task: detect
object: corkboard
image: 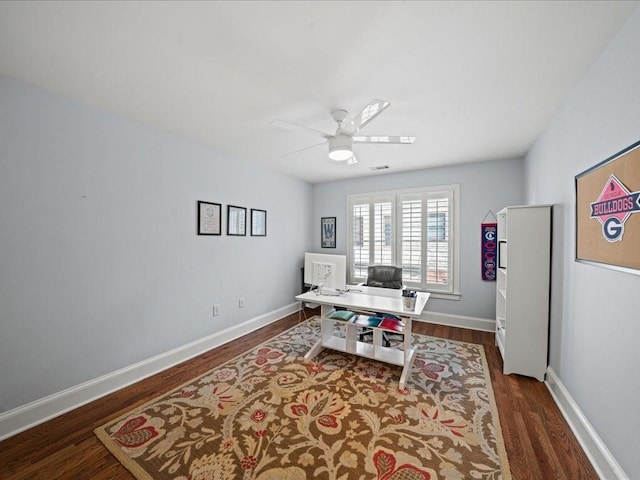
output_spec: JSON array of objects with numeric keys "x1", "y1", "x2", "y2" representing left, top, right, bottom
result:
[{"x1": 575, "y1": 140, "x2": 640, "y2": 273}]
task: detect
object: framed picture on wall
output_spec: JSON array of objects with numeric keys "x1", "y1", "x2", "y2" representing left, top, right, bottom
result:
[
  {"x1": 227, "y1": 205, "x2": 247, "y2": 236},
  {"x1": 575, "y1": 139, "x2": 640, "y2": 275},
  {"x1": 197, "y1": 201, "x2": 221, "y2": 235},
  {"x1": 321, "y1": 216, "x2": 336, "y2": 248},
  {"x1": 251, "y1": 209, "x2": 267, "y2": 236}
]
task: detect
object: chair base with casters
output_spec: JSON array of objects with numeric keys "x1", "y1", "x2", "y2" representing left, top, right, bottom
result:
[{"x1": 358, "y1": 328, "x2": 393, "y2": 347}]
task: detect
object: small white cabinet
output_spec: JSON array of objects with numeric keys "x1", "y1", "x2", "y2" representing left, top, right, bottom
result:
[{"x1": 495, "y1": 205, "x2": 551, "y2": 381}]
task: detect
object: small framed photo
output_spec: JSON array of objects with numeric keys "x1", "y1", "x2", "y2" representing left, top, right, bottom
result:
[
  {"x1": 321, "y1": 216, "x2": 336, "y2": 248},
  {"x1": 251, "y1": 209, "x2": 267, "y2": 236},
  {"x1": 197, "y1": 201, "x2": 221, "y2": 235},
  {"x1": 227, "y1": 205, "x2": 247, "y2": 236}
]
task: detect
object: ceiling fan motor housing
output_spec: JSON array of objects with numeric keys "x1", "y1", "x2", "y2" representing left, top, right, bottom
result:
[{"x1": 328, "y1": 134, "x2": 353, "y2": 161}]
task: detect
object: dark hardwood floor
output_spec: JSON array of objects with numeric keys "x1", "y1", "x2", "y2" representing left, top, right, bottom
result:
[{"x1": 0, "y1": 310, "x2": 597, "y2": 480}]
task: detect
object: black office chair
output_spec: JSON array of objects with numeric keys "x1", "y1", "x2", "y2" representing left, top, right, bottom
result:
[
  {"x1": 365, "y1": 265, "x2": 403, "y2": 289},
  {"x1": 359, "y1": 265, "x2": 403, "y2": 346}
]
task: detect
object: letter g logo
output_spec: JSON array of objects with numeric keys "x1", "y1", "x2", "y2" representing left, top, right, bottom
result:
[{"x1": 603, "y1": 217, "x2": 623, "y2": 242}]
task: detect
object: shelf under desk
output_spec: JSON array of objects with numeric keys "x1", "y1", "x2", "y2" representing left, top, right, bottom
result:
[{"x1": 295, "y1": 290, "x2": 430, "y2": 389}]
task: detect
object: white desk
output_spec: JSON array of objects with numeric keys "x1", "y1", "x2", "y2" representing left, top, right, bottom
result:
[{"x1": 295, "y1": 290, "x2": 430, "y2": 388}]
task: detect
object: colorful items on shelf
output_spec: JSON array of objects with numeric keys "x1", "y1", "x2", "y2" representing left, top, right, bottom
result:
[{"x1": 328, "y1": 311, "x2": 405, "y2": 333}]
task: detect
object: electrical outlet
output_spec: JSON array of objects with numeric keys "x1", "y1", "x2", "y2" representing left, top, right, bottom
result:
[
  {"x1": 213, "y1": 304, "x2": 220, "y2": 316},
  {"x1": 238, "y1": 298, "x2": 245, "y2": 309}
]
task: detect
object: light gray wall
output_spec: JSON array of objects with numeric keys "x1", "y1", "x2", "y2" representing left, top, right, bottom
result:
[
  {"x1": 311, "y1": 159, "x2": 524, "y2": 319},
  {"x1": 0, "y1": 76, "x2": 312, "y2": 413},
  {"x1": 524, "y1": 9, "x2": 640, "y2": 478}
]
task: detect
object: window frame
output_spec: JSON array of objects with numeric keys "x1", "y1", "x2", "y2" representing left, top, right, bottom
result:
[{"x1": 346, "y1": 185, "x2": 460, "y2": 300}]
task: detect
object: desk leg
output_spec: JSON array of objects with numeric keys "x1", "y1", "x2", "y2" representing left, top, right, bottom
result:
[
  {"x1": 398, "y1": 347, "x2": 418, "y2": 389},
  {"x1": 304, "y1": 339, "x2": 324, "y2": 361}
]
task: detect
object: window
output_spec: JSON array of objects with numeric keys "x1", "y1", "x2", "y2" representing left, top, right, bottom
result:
[
  {"x1": 427, "y1": 212, "x2": 447, "y2": 242},
  {"x1": 347, "y1": 185, "x2": 460, "y2": 298},
  {"x1": 353, "y1": 215, "x2": 364, "y2": 247}
]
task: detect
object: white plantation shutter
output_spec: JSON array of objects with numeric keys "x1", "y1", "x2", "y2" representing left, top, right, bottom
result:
[
  {"x1": 401, "y1": 198, "x2": 421, "y2": 283},
  {"x1": 373, "y1": 201, "x2": 393, "y2": 265},
  {"x1": 424, "y1": 195, "x2": 450, "y2": 289},
  {"x1": 349, "y1": 197, "x2": 393, "y2": 281},
  {"x1": 351, "y1": 202, "x2": 369, "y2": 278},
  {"x1": 348, "y1": 186, "x2": 459, "y2": 296}
]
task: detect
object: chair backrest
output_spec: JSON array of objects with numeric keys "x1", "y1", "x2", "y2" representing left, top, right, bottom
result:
[{"x1": 365, "y1": 265, "x2": 403, "y2": 289}]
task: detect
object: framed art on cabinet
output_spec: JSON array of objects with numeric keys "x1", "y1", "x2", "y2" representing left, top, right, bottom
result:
[
  {"x1": 227, "y1": 205, "x2": 247, "y2": 236},
  {"x1": 197, "y1": 201, "x2": 221, "y2": 235},
  {"x1": 251, "y1": 209, "x2": 267, "y2": 236}
]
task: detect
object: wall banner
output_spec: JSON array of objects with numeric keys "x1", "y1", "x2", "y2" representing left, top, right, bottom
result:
[
  {"x1": 575, "y1": 139, "x2": 640, "y2": 274},
  {"x1": 481, "y1": 222, "x2": 498, "y2": 281}
]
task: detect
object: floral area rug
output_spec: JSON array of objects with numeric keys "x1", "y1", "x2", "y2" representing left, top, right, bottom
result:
[{"x1": 95, "y1": 317, "x2": 511, "y2": 480}]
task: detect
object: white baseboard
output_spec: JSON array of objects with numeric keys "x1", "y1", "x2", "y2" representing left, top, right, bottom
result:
[
  {"x1": 545, "y1": 367, "x2": 628, "y2": 480},
  {"x1": 0, "y1": 302, "x2": 300, "y2": 441},
  {"x1": 419, "y1": 310, "x2": 495, "y2": 332}
]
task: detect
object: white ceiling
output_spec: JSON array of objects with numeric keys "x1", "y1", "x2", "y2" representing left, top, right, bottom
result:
[{"x1": 0, "y1": 1, "x2": 637, "y2": 184}]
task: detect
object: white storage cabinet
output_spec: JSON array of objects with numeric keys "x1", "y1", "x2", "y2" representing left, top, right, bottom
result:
[{"x1": 495, "y1": 205, "x2": 551, "y2": 381}]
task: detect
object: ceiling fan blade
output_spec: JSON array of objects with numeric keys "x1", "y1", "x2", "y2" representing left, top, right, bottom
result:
[
  {"x1": 342, "y1": 99, "x2": 390, "y2": 135},
  {"x1": 282, "y1": 141, "x2": 327, "y2": 157},
  {"x1": 271, "y1": 119, "x2": 332, "y2": 139},
  {"x1": 352, "y1": 135, "x2": 416, "y2": 144}
]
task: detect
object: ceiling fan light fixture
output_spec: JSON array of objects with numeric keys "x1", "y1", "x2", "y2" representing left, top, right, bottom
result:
[
  {"x1": 328, "y1": 147, "x2": 352, "y2": 161},
  {"x1": 273, "y1": 99, "x2": 415, "y2": 166},
  {"x1": 328, "y1": 134, "x2": 353, "y2": 161}
]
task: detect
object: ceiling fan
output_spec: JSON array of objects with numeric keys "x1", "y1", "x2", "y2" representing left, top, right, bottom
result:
[{"x1": 272, "y1": 99, "x2": 415, "y2": 165}]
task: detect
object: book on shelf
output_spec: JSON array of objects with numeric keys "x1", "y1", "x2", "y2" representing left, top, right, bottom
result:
[
  {"x1": 378, "y1": 317, "x2": 405, "y2": 332},
  {"x1": 376, "y1": 312, "x2": 402, "y2": 322},
  {"x1": 351, "y1": 315, "x2": 382, "y2": 327},
  {"x1": 328, "y1": 310, "x2": 356, "y2": 322},
  {"x1": 376, "y1": 312, "x2": 405, "y2": 329}
]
